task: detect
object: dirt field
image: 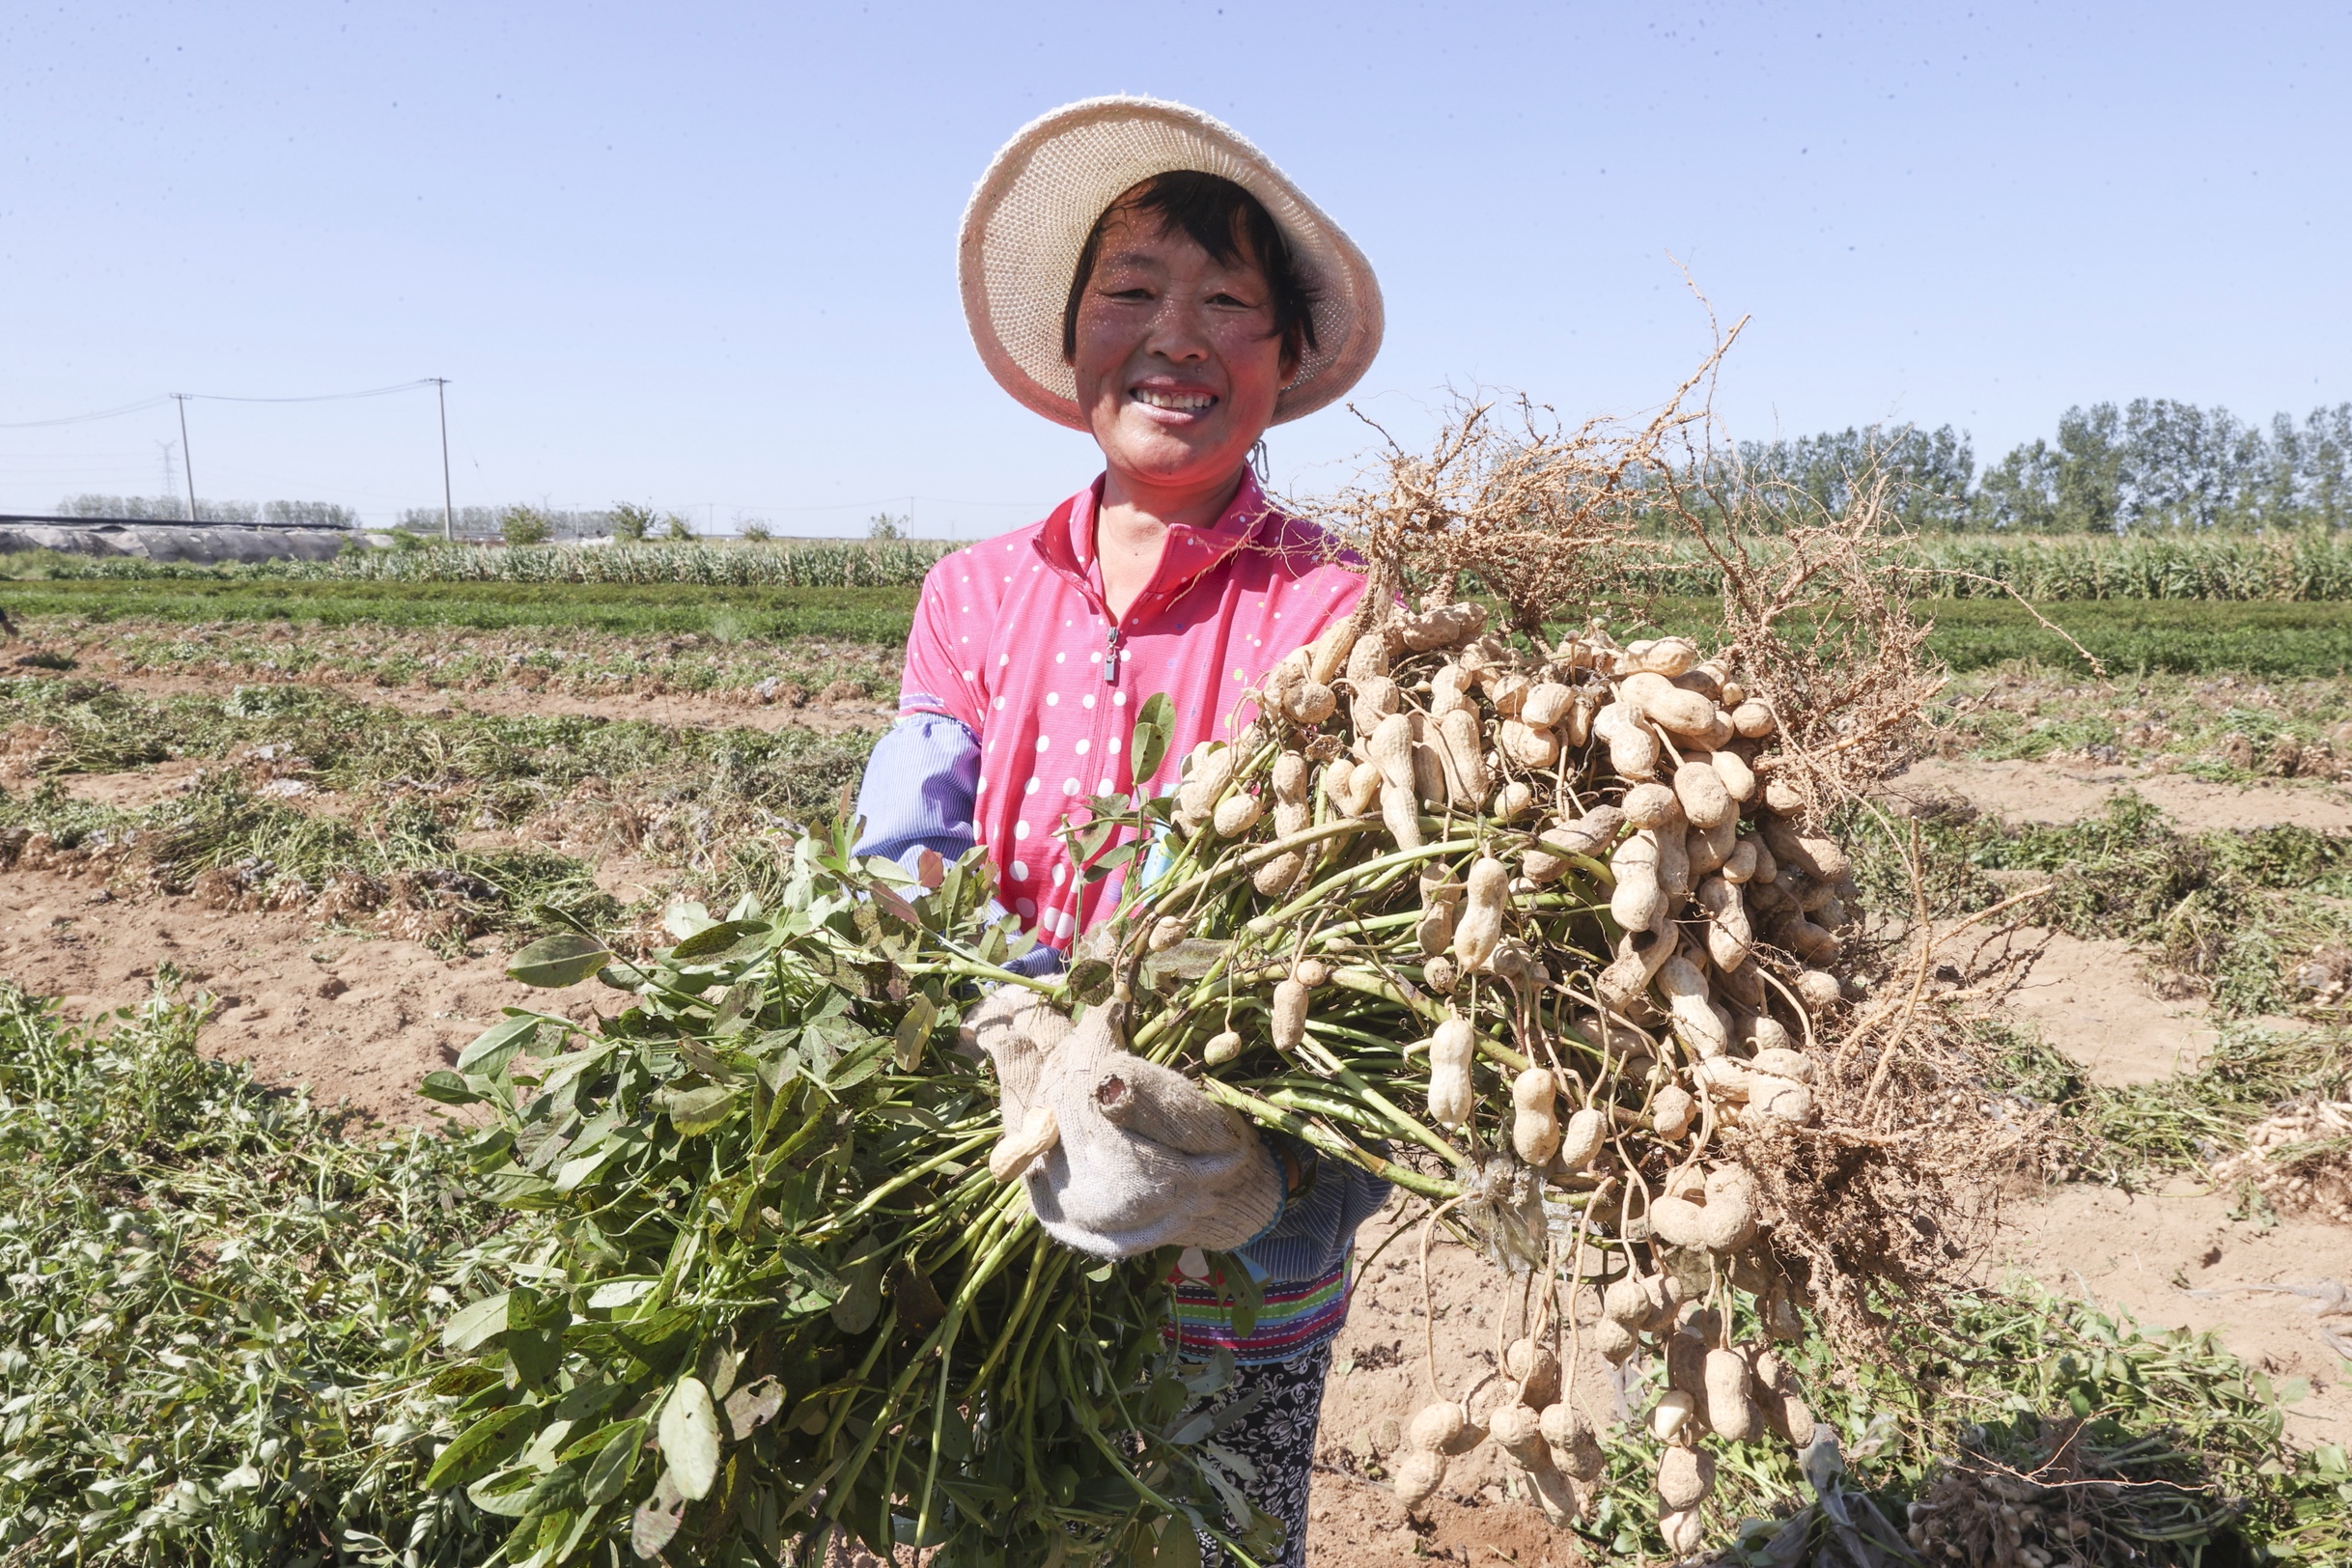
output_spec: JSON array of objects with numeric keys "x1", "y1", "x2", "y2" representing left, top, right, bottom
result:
[{"x1": 6, "y1": 643, "x2": 2352, "y2": 1562}]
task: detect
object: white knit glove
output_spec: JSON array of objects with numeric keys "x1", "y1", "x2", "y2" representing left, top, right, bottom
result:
[{"x1": 961, "y1": 991, "x2": 1283, "y2": 1259}]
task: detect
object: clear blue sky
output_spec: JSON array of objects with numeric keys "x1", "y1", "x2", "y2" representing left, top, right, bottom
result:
[{"x1": 4, "y1": 2, "x2": 2345, "y2": 536}]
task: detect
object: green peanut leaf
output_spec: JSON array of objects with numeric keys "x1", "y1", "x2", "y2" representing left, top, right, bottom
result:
[
  {"x1": 1068, "y1": 959, "x2": 1115, "y2": 1007},
  {"x1": 659, "y1": 1082, "x2": 738, "y2": 1136},
  {"x1": 829, "y1": 1255, "x2": 883, "y2": 1334},
  {"x1": 440, "y1": 1291, "x2": 513, "y2": 1354},
  {"x1": 1153, "y1": 1508, "x2": 1204, "y2": 1568},
  {"x1": 455, "y1": 1015, "x2": 539, "y2": 1076},
  {"x1": 658, "y1": 1377, "x2": 720, "y2": 1500},
  {"x1": 505, "y1": 1285, "x2": 570, "y2": 1388},
  {"x1": 892, "y1": 994, "x2": 938, "y2": 1072},
  {"x1": 463, "y1": 1463, "x2": 541, "y2": 1517},
  {"x1": 508, "y1": 933, "x2": 611, "y2": 989},
  {"x1": 585, "y1": 1277, "x2": 658, "y2": 1310},
  {"x1": 577, "y1": 1418, "x2": 645, "y2": 1506},
  {"x1": 669, "y1": 918, "x2": 774, "y2": 964},
  {"x1": 427, "y1": 1362, "x2": 507, "y2": 1398},
  {"x1": 417, "y1": 1070, "x2": 483, "y2": 1106},
  {"x1": 1131, "y1": 691, "x2": 1175, "y2": 783},
  {"x1": 423, "y1": 1405, "x2": 538, "y2": 1490}
]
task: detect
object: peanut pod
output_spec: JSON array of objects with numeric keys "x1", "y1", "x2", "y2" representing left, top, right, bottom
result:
[
  {"x1": 1672, "y1": 758, "x2": 1735, "y2": 828},
  {"x1": 1620, "y1": 671, "x2": 1716, "y2": 738},
  {"x1": 1592, "y1": 701, "x2": 1661, "y2": 780},
  {"x1": 1271, "y1": 980, "x2": 1310, "y2": 1051},
  {"x1": 1426, "y1": 1013, "x2": 1476, "y2": 1128},
  {"x1": 1510, "y1": 1067, "x2": 1561, "y2": 1165}
]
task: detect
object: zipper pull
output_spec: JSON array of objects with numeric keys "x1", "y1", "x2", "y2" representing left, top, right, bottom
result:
[{"x1": 1103, "y1": 624, "x2": 1122, "y2": 685}]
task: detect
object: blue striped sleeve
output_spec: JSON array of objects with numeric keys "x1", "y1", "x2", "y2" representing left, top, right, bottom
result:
[
  {"x1": 852, "y1": 713, "x2": 982, "y2": 869},
  {"x1": 1237, "y1": 1146, "x2": 1392, "y2": 1286},
  {"x1": 851, "y1": 714, "x2": 1067, "y2": 979}
]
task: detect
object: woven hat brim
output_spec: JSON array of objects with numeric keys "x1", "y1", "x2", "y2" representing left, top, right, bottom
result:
[{"x1": 958, "y1": 97, "x2": 1384, "y2": 433}]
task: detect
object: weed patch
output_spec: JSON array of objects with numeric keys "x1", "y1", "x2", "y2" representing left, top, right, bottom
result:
[
  {"x1": 1971, "y1": 1015, "x2": 2350, "y2": 1185},
  {"x1": 67, "y1": 618, "x2": 902, "y2": 703},
  {"x1": 1856, "y1": 795, "x2": 2352, "y2": 1018},
  {"x1": 0, "y1": 678, "x2": 881, "y2": 947},
  {"x1": 1692, "y1": 1283, "x2": 2352, "y2": 1564}
]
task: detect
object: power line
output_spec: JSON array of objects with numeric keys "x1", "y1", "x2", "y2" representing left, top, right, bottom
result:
[
  {"x1": 0, "y1": 378, "x2": 439, "y2": 430},
  {"x1": 0, "y1": 395, "x2": 171, "y2": 430},
  {"x1": 183, "y1": 378, "x2": 440, "y2": 406}
]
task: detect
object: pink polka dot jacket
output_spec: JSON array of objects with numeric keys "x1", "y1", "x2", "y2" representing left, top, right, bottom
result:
[{"x1": 882, "y1": 470, "x2": 1365, "y2": 947}]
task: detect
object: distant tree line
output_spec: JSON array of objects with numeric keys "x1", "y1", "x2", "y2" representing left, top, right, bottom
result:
[
  {"x1": 55, "y1": 398, "x2": 2349, "y2": 541},
  {"x1": 50, "y1": 494, "x2": 357, "y2": 527},
  {"x1": 393, "y1": 505, "x2": 621, "y2": 542},
  {"x1": 1720, "y1": 401, "x2": 2352, "y2": 532},
  {"x1": 390, "y1": 503, "x2": 714, "y2": 544}
]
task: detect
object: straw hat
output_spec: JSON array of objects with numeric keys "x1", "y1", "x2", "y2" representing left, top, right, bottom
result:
[{"x1": 959, "y1": 96, "x2": 1384, "y2": 432}]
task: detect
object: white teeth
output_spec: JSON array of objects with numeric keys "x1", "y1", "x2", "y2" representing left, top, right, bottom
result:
[{"x1": 1134, "y1": 388, "x2": 1214, "y2": 411}]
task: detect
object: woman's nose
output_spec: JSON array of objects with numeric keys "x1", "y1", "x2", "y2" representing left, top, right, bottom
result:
[{"x1": 1142, "y1": 297, "x2": 1212, "y2": 361}]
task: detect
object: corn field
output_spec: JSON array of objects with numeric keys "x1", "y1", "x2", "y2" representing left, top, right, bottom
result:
[
  {"x1": 8, "y1": 539, "x2": 960, "y2": 589},
  {"x1": 324, "y1": 539, "x2": 961, "y2": 588},
  {"x1": 1615, "y1": 530, "x2": 2352, "y2": 602},
  {"x1": 293, "y1": 528, "x2": 2352, "y2": 601},
  {"x1": 14, "y1": 531, "x2": 2352, "y2": 601}
]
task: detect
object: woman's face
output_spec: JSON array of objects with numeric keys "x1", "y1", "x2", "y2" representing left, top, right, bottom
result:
[{"x1": 1068, "y1": 208, "x2": 1294, "y2": 498}]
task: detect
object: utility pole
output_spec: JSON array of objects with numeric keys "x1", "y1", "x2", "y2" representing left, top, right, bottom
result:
[
  {"x1": 173, "y1": 394, "x2": 198, "y2": 521},
  {"x1": 430, "y1": 378, "x2": 454, "y2": 541}
]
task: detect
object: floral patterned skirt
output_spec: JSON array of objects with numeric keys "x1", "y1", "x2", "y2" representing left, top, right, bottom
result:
[{"x1": 1193, "y1": 1342, "x2": 1332, "y2": 1568}]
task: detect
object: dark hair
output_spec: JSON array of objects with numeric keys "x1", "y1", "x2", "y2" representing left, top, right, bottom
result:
[{"x1": 1060, "y1": 170, "x2": 1320, "y2": 370}]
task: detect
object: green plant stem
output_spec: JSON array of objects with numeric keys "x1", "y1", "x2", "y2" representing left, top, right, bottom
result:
[{"x1": 1196, "y1": 1078, "x2": 1463, "y2": 1199}]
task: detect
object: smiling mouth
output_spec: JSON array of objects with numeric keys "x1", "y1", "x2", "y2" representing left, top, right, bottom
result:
[{"x1": 1131, "y1": 388, "x2": 1216, "y2": 412}]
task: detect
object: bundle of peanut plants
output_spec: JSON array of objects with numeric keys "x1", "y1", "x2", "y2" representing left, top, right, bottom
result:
[
  {"x1": 1064, "y1": 379, "x2": 1991, "y2": 1555},
  {"x1": 430, "y1": 363, "x2": 2027, "y2": 1565},
  {"x1": 423, "y1": 822, "x2": 1307, "y2": 1568}
]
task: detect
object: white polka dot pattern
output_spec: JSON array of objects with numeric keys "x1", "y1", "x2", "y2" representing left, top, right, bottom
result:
[{"x1": 895, "y1": 472, "x2": 1365, "y2": 949}]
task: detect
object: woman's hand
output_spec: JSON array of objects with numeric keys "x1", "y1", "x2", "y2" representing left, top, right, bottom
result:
[{"x1": 961, "y1": 991, "x2": 1283, "y2": 1259}]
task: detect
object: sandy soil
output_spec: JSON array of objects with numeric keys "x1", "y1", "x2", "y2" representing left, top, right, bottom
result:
[
  {"x1": 1890, "y1": 757, "x2": 2352, "y2": 833},
  {"x1": 1305, "y1": 1211, "x2": 1612, "y2": 1564},
  {"x1": 54, "y1": 755, "x2": 211, "y2": 809},
  {"x1": 0, "y1": 861, "x2": 613, "y2": 1122},
  {"x1": 1983, "y1": 1182, "x2": 2352, "y2": 1446},
  {"x1": 1957, "y1": 926, "x2": 2241, "y2": 1086}
]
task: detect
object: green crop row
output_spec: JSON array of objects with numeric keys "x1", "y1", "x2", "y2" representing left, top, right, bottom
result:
[
  {"x1": 0, "y1": 578, "x2": 919, "y2": 643},
  {"x1": 1623, "y1": 529, "x2": 2352, "y2": 602},
  {"x1": 14, "y1": 528, "x2": 2352, "y2": 600},
  {"x1": 14, "y1": 587, "x2": 2352, "y2": 675},
  {"x1": 3, "y1": 538, "x2": 960, "y2": 588}
]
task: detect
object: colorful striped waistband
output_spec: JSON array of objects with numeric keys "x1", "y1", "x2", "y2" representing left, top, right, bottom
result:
[{"x1": 1166, "y1": 1256, "x2": 1354, "y2": 1366}]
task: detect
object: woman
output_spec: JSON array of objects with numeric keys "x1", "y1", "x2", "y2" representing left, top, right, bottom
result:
[{"x1": 853, "y1": 98, "x2": 1390, "y2": 1565}]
